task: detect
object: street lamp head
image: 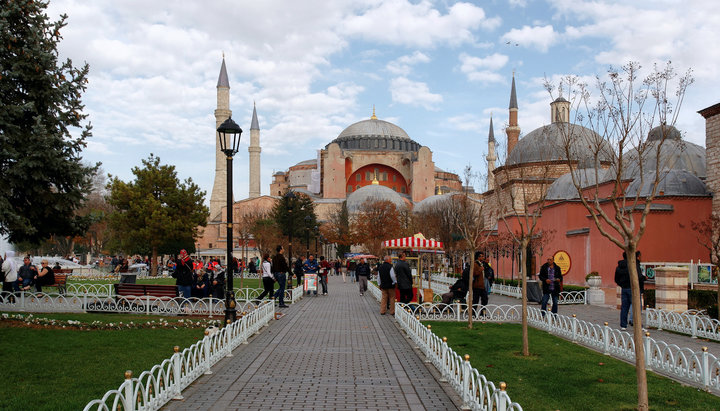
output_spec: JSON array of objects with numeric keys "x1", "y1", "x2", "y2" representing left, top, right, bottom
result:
[
  {"x1": 304, "y1": 215, "x2": 312, "y2": 226},
  {"x1": 284, "y1": 190, "x2": 296, "y2": 212},
  {"x1": 217, "y1": 117, "x2": 243, "y2": 156}
]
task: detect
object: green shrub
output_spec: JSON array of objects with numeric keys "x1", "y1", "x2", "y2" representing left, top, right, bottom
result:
[{"x1": 643, "y1": 289, "x2": 717, "y2": 317}]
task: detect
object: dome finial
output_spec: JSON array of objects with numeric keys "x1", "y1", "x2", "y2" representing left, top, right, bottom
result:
[
  {"x1": 371, "y1": 105, "x2": 377, "y2": 120},
  {"x1": 371, "y1": 169, "x2": 380, "y2": 185}
]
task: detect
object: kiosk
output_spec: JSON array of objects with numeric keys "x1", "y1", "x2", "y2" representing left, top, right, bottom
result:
[{"x1": 382, "y1": 233, "x2": 444, "y2": 303}]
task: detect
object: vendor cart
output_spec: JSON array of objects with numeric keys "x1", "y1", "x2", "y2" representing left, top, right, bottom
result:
[{"x1": 382, "y1": 233, "x2": 444, "y2": 303}]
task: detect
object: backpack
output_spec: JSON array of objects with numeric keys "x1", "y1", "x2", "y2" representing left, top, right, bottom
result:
[{"x1": 484, "y1": 263, "x2": 495, "y2": 284}]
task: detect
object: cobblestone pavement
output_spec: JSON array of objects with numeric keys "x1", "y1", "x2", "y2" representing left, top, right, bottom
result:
[
  {"x1": 487, "y1": 292, "x2": 720, "y2": 358},
  {"x1": 163, "y1": 279, "x2": 462, "y2": 411}
]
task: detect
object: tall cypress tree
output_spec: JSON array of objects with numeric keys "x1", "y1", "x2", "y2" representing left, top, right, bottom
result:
[{"x1": 0, "y1": 0, "x2": 97, "y2": 244}]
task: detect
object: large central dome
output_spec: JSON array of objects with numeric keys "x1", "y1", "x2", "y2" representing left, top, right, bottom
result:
[{"x1": 327, "y1": 118, "x2": 420, "y2": 152}]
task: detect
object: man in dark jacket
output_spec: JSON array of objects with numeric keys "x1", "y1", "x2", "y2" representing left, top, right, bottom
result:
[
  {"x1": 472, "y1": 252, "x2": 488, "y2": 309},
  {"x1": 378, "y1": 255, "x2": 396, "y2": 315},
  {"x1": 355, "y1": 258, "x2": 371, "y2": 296},
  {"x1": 173, "y1": 249, "x2": 193, "y2": 299},
  {"x1": 539, "y1": 257, "x2": 563, "y2": 315},
  {"x1": 394, "y1": 253, "x2": 413, "y2": 304},
  {"x1": 272, "y1": 245, "x2": 290, "y2": 307},
  {"x1": 615, "y1": 251, "x2": 644, "y2": 329}
]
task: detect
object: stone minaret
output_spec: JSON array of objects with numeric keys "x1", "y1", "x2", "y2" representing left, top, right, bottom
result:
[
  {"x1": 209, "y1": 57, "x2": 232, "y2": 220},
  {"x1": 506, "y1": 73, "x2": 520, "y2": 155},
  {"x1": 486, "y1": 114, "x2": 497, "y2": 190},
  {"x1": 248, "y1": 103, "x2": 261, "y2": 198}
]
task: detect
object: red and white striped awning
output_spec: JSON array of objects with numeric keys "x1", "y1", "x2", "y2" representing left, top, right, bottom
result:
[{"x1": 382, "y1": 233, "x2": 444, "y2": 250}]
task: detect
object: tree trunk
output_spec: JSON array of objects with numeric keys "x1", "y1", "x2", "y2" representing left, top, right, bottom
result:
[
  {"x1": 151, "y1": 247, "x2": 158, "y2": 278},
  {"x1": 626, "y1": 247, "x2": 649, "y2": 410},
  {"x1": 467, "y1": 250, "x2": 474, "y2": 330},
  {"x1": 520, "y1": 238, "x2": 529, "y2": 356}
]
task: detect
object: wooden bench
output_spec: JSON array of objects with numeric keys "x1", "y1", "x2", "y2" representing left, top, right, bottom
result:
[
  {"x1": 46, "y1": 269, "x2": 73, "y2": 294},
  {"x1": 114, "y1": 283, "x2": 178, "y2": 299}
]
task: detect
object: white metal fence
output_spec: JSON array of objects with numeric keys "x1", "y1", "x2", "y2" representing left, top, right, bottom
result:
[
  {"x1": 399, "y1": 300, "x2": 720, "y2": 395},
  {"x1": 0, "y1": 285, "x2": 304, "y2": 316},
  {"x1": 645, "y1": 308, "x2": 720, "y2": 342},
  {"x1": 82, "y1": 301, "x2": 275, "y2": 411},
  {"x1": 396, "y1": 306, "x2": 523, "y2": 410},
  {"x1": 427, "y1": 275, "x2": 587, "y2": 304}
]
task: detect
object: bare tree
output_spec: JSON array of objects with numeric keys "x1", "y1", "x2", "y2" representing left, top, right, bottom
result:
[
  {"x1": 548, "y1": 61, "x2": 693, "y2": 411},
  {"x1": 445, "y1": 166, "x2": 490, "y2": 329},
  {"x1": 492, "y1": 154, "x2": 555, "y2": 355},
  {"x1": 352, "y1": 199, "x2": 404, "y2": 258}
]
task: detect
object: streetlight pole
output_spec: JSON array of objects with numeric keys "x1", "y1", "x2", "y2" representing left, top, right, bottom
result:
[
  {"x1": 284, "y1": 191, "x2": 296, "y2": 286},
  {"x1": 304, "y1": 215, "x2": 312, "y2": 258},
  {"x1": 314, "y1": 226, "x2": 319, "y2": 256},
  {"x1": 217, "y1": 117, "x2": 242, "y2": 325}
]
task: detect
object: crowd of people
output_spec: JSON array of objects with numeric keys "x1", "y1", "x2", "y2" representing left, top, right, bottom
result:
[{"x1": 1, "y1": 251, "x2": 61, "y2": 294}]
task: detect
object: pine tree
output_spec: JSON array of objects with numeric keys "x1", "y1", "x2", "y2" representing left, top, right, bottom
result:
[
  {"x1": 0, "y1": 0, "x2": 98, "y2": 244},
  {"x1": 106, "y1": 154, "x2": 209, "y2": 275}
]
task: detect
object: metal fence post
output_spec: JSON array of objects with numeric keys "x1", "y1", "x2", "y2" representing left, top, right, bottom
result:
[
  {"x1": 497, "y1": 382, "x2": 508, "y2": 411},
  {"x1": 572, "y1": 314, "x2": 578, "y2": 342},
  {"x1": 123, "y1": 370, "x2": 135, "y2": 411},
  {"x1": 701, "y1": 347, "x2": 710, "y2": 390},
  {"x1": 146, "y1": 295, "x2": 150, "y2": 316},
  {"x1": 172, "y1": 346, "x2": 184, "y2": 400},
  {"x1": 603, "y1": 322, "x2": 610, "y2": 355},
  {"x1": 690, "y1": 315, "x2": 697, "y2": 339},
  {"x1": 225, "y1": 321, "x2": 234, "y2": 357},
  {"x1": 644, "y1": 332, "x2": 652, "y2": 370},
  {"x1": 203, "y1": 331, "x2": 213, "y2": 375},
  {"x1": 461, "y1": 354, "x2": 472, "y2": 410}
]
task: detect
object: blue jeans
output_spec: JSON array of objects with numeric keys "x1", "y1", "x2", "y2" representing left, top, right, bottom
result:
[
  {"x1": 273, "y1": 273, "x2": 286, "y2": 305},
  {"x1": 620, "y1": 288, "x2": 632, "y2": 328},
  {"x1": 177, "y1": 285, "x2": 192, "y2": 299},
  {"x1": 541, "y1": 293, "x2": 559, "y2": 314}
]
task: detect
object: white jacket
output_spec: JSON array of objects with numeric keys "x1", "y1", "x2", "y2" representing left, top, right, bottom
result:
[{"x1": 2, "y1": 251, "x2": 18, "y2": 282}]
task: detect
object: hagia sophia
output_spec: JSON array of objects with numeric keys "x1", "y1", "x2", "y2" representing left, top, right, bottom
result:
[{"x1": 196, "y1": 58, "x2": 720, "y2": 298}]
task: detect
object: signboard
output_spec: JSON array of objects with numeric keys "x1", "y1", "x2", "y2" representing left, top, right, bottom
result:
[
  {"x1": 553, "y1": 250, "x2": 571, "y2": 275},
  {"x1": 304, "y1": 274, "x2": 317, "y2": 292}
]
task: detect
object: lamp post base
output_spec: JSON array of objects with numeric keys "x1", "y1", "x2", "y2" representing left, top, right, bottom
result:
[{"x1": 224, "y1": 291, "x2": 237, "y2": 324}]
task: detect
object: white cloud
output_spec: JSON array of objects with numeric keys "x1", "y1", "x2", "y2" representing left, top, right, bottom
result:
[
  {"x1": 343, "y1": 1, "x2": 501, "y2": 47},
  {"x1": 390, "y1": 77, "x2": 443, "y2": 110},
  {"x1": 386, "y1": 51, "x2": 431, "y2": 75},
  {"x1": 459, "y1": 53, "x2": 508, "y2": 83},
  {"x1": 502, "y1": 25, "x2": 558, "y2": 52}
]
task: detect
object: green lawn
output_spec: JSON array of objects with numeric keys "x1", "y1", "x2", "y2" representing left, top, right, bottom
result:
[
  {"x1": 425, "y1": 322, "x2": 718, "y2": 411},
  {"x1": 0, "y1": 318, "x2": 203, "y2": 410}
]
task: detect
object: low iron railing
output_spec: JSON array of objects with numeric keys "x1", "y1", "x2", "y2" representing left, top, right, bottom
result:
[
  {"x1": 82, "y1": 301, "x2": 275, "y2": 410},
  {"x1": 645, "y1": 308, "x2": 720, "y2": 342}
]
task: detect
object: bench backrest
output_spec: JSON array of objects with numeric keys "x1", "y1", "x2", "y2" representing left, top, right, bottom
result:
[
  {"x1": 53, "y1": 274, "x2": 68, "y2": 285},
  {"x1": 115, "y1": 283, "x2": 178, "y2": 297}
]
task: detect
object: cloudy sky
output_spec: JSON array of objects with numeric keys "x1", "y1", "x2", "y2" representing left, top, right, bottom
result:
[{"x1": 46, "y1": 0, "x2": 720, "y2": 199}]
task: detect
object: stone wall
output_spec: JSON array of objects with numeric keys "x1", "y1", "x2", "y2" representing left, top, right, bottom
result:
[
  {"x1": 654, "y1": 266, "x2": 688, "y2": 312},
  {"x1": 700, "y1": 103, "x2": 720, "y2": 217}
]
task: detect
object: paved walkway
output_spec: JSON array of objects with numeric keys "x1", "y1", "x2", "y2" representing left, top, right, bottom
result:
[
  {"x1": 163, "y1": 280, "x2": 462, "y2": 411},
  {"x1": 487, "y1": 292, "x2": 720, "y2": 358}
]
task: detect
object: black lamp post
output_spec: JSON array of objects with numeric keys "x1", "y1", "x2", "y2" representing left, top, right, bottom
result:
[
  {"x1": 217, "y1": 117, "x2": 242, "y2": 324},
  {"x1": 284, "y1": 191, "x2": 296, "y2": 286},
  {"x1": 304, "y1": 215, "x2": 312, "y2": 258},
  {"x1": 314, "y1": 226, "x2": 319, "y2": 256}
]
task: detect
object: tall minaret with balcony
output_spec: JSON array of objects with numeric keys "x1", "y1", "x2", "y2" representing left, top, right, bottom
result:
[
  {"x1": 486, "y1": 114, "x2": 497, "y2": 190},
  {"x1": 248, "y1": 103, "x2": 261, "y2": 198},
  {"x1": 210, "y1": 57, "x2": 232, "y2": 219},
  {"x1": 506, "y1": 73, "x2": 521, "y2": 155}
]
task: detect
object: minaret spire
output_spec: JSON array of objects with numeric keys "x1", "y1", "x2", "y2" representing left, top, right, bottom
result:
[
  {"x1": 506, "y1": 72, "x2": 521, "y2": 155},
  {"x1": 248, "y1": 102, "x2": 261, "y2": 198},
  {"x1": 486, "y1": 114, "x2": 497, "y2": 190},
  {"x1": 210, "y1": 57, "x2": 232, "y2": 220}
]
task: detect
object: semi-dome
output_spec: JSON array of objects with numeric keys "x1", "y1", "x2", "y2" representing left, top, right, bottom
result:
[
  {"x1": 625, "y1": 170, "x2": 709, "y2": 197},
  {"x1": 546, "y1": 168, "x2": 613, "y2": 201},
  {"x1": 623, "y1": 127, "x2": 705, "y2": 179},
  {"x1": 327, "y1": 118, "x2": 420, "y2": 152},
  {"x1": 346, "y1": 184, "x2": 408, "y2": 212},
  {"x1": 413, "y1": 193, "x2": 453, "y2": 213},
  {"x1": 507, "y1": 123, "x2": 613, "y2": 166}
]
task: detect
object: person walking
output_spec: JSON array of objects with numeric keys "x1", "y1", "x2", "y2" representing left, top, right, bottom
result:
[
  {"x1": 472, "y1": 252, "x2": 489, "y2": 315},
  {"x1": 614, "y1": 252, "x2": 632, "y2": 330},
  {"x1": 356, "y1": 258, "x2": 371, "y2": 296},
  {"x1": 348, "y1": 259, "x2": 357, "y2": 283},
  {"x1": 341, "y1": 259, "x2": 347, "y2": 283},
  {"x1": 539, "y1": 257, "x2": 563, "y2": 315},
  {"x1": 271, "y1": 245, "x2": 290, "y2": 308},
  {"x1": 256, "y1": 253, "x2": 275, "y2": 301},
  {"x1": 293, "y1": 256, "x2": 305, "y2": 289},
  {"x1": 394, "y1": 253, "x2": 413, "y2": 304},
  {"x1": 173, "y1": 249, "x2": 194, "y2": 299},
  {"x1": 2, "y1": 251, "x2": 18, "y2": 294},
  {"x1": 210, "y1": 266, "x2": 225, "y2": 300},
  {"x1": 378, "y1": 255, "x2": 397, "y2": 315},
  {"x1": 318, "y1": 256, "x2": 331, "y2": 295},
  {"x1": 629, "y1": 251, "x2": 645, "y2": 326}
]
